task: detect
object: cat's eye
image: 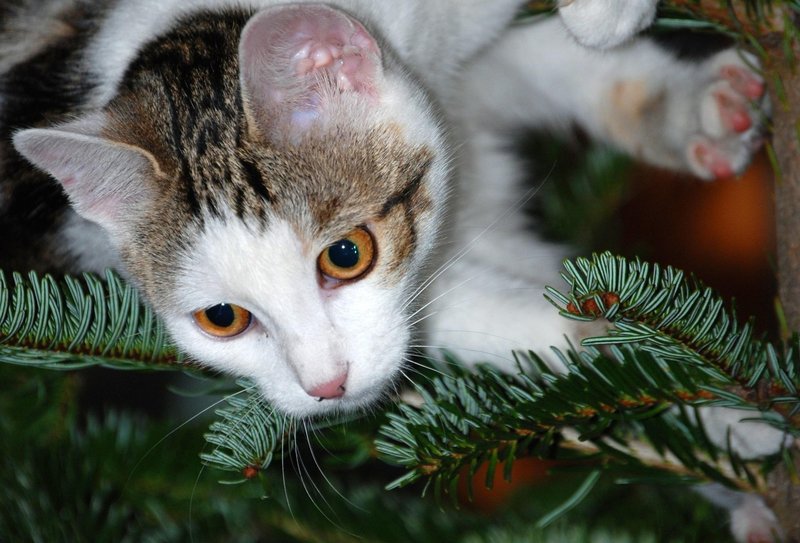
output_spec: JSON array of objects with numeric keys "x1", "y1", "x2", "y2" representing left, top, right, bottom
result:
[
  {"x1": 193, "y1": 303, "x2": 253, "y2": 338},
  {"x1": 318, "y1": 227, "x2": 375, "y2": 282}
]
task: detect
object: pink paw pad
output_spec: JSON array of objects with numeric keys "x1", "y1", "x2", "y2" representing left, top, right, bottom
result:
[
  {"x1": 720, "y1": 64, "x2": 765, "y2": 100},
  {"x1": 690, "y1": 140, "x2": 734, "y2": 179},
  {"x1": 714, "y1": 89, "x2": 752, "y2": 133}
]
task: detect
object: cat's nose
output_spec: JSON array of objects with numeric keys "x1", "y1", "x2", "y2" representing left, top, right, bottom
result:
[{"x1": 307, "y1": 372, "x2": 348, "y2": 400}]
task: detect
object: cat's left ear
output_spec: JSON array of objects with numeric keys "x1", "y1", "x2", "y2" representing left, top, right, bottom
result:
[
  {"x1": 239, "y1": 4, "x2": 383, "y2": 142},
  {"x1": 13, "y1": 126, "x2": 158, "y2": 238}
]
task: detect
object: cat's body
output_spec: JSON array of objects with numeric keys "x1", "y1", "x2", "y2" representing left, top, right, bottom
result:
[{"x1": 0, "y1": 1, "x2": 784, "y2": 539}]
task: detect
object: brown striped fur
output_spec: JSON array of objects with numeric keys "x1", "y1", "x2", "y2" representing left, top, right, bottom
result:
[{"x1": 93, "y1": 10, "x2": 434, "y2": 303}]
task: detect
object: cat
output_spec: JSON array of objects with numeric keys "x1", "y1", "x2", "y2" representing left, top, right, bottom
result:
[
  {"x1": 0, "y1": 1, "x2": 783, "y2": 539},
  {"x1": 1, "y1": 0, "x2": 767, "y2": 416}
]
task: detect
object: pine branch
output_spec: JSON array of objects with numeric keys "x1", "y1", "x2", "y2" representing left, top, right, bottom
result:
[
  {"x1": 201, "y1": 347, "x2": 767, "y2": 498},
  {"x1": 546, "y1": 252, "x2": 800, "y2": 429},
  {"x1": 201, "y1": 381, "x2": 380, "y2": 481},
  {"x1": 375, "y1": 348, "x2": 772, "y2": 500},
  {"x1": 661, "y1": 0, "x2": 793, "y2": 36},
  {"x1": 200, "y1": 382, "x2": 288, "y2": 478},
  {"x1": 0, "y1": 268, "x2": 190, "y2": 371}
]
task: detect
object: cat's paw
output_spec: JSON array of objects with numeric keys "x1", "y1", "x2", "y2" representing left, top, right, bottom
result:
[
  {"x1": 685, "y1": 50, "x2": 767, "y2": 180},
  {"x1": 729, "y1": 495, "x2": 782, "y2": 543},
  {"x1": 697, "y1": 485, "x2": 782, "y2": 543},
  {"x1": 558, "y1": 0, "x2": 658, "y2": 49}
]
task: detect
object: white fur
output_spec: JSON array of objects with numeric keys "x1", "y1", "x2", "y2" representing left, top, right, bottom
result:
[
  {"x1": 10, "y1": 1, "x2": 769, "y2": 413},
  {"x1": 57, "y1": 212, "x2": 121, "y2": 274},
  {"x1": 10, "y1": 0, "x2": 770, "y2": 413},
  {"x1": 421, "y1": 17, "x2": 768, "y2": 366},
  {"x1": 559, "y1": 0, "x2": 658, "y2": 48},
  {"x1": 697, "y1": 484, "x2": 784, "y2": 543},
  {"x1": 696, "y1": 406, "x2": 792, "y2": 459},
  {"x1": 729, "y1": 494, "x2": 782, "y2": 543}
]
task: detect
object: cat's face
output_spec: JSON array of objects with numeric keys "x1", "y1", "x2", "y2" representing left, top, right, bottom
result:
[
  {"x1": 153, "y1": 123, "x2": 446, "y2": 418},
  {"x1": 13, "y1": 5, "x2": 450, "y2": 417}
]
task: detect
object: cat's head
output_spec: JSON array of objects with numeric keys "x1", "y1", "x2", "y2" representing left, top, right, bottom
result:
[{"x1": 13, "y1": 4, "x2": 450, "y2": 417}]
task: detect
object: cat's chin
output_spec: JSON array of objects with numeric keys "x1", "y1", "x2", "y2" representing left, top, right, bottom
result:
[{"x1": 260, "y1": 382, "x2": 390, "y2": 420}]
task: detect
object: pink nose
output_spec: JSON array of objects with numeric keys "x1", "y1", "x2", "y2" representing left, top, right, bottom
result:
[{"x1": 306, "y1": 372, "x2": 348, "y2": 400}]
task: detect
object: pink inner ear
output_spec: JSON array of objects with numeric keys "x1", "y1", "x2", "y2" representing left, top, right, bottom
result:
[
  {"x1": 240, "y1": 4, "x2": 382, "y2": 135},
  {"x1": 287, "y1": 17, "x2": 379, "y2": 94}
]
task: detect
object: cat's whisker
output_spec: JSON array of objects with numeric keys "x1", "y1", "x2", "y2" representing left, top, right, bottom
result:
[
  {"x1": 188, "y1": 463, "x2": 207, "y2": 543},
  {"x1": 125, "y1": 382, "x2": 258, "y2": 488},
  {"x1": 280, "y1": 412, "x2": 298, "y2": 524},
  {"x1": 297, "y1": 422, "x2": 339, "y2": 515},
  {"x1": 302, "y1": 423, "x2": 367, "y2": 514},
  {"x1": 291, "y1": 424, "x2": 355, "y2": 534},
  {"x1": 402, "y1": 273, "x2": 478, "y2": 325},
  {"x1": 405, "y1": 310, "x2": 442, "y2": 330},
  {"x1": 406, "y1": 278, "x2": 560, "y2": 329},
  {"x1": 397, "y1": 367, "x2": 416, "y2": 386},
  {"x1": 401, "y1": 180, "x2": 550, "y2": 314},
  {"x1": 402, "y1": 356, "x2": 455, "y2": 381},
  {"x1": 395, "y1": 368, "x2": 428, "y2": 400},
  {"x1": 398, "y1": 362, "x2": 435, "y2": 386},
  {"x1": 290, "y1": 432, "x2": 314, "y2": 514},
  {"x1": 409, "y1": 342, "x2": 518, "y2": 365},
  {"x1": 407, "y1": 355, "x2": 466, "y2": 371},
  {"x1": 401, "y1": 356, "x2": 484, "y2": 395},
  {"x1": 190, "y1": 388, "x2": 275, "y2": 541}
]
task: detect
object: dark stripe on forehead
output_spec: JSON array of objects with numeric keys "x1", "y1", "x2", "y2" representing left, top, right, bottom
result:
[
  {"x1": 159, "y1": 71, "x2": 201, "y2": 216},
  {"x1": 378, "y1": 161, "x2": 430, "y2": 218},
  {"x1": 115, "y1": 10, "x2": 253, "y2": 220},
  {"x1": 240, "y1": 158, "x2": 273, "y2": 203},
  {"x1": 234, "y1": 186, "x2": 247, "y2": 218}
]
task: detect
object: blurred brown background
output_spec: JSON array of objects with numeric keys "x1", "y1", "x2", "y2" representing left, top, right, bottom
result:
[{"x1": 622, "y1": 151, "x2": 776, "y2": 333}]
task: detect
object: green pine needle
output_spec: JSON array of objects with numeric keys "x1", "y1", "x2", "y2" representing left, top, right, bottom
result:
[
  {"x1": 547, "y1": 252, "x2": 800, "y2": 430},
  {"x1": 0, "y1": 269, "x2": 185, "y2": 370},
  {"x1": 200, "y1": 382, "x2": 286, "y2": 479},
  {"x1": 374, "y1": 347, "x2": 771, "y2": 498}
]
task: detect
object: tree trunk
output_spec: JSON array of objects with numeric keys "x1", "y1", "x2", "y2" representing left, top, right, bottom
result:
[
  {"x1": 764, "y1": 30, "x2": 800, "y2": 542},
  {"x1": 767, "y1": 38, "x2": 800, "y2": 335}
]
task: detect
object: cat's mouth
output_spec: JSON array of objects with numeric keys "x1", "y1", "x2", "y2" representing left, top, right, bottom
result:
[{"x1": 259, "y1": 373, "x2": 392, "y2": 419}]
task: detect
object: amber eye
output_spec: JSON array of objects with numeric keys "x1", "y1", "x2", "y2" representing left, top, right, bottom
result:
[
  {"x1": 318, "y1": 227, "x2": 376, "y2": 281},
  {"x1": 193, "y1": 303, "x2": 252, "y2": 338}
]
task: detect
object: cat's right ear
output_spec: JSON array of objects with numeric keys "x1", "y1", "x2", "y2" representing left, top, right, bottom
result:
[
  {"x1": 12, "y1": 127, "x2": 158, "y2": 238},
  {"x1": 239, "y1": 4, "x2": 383, "y2": 142}
]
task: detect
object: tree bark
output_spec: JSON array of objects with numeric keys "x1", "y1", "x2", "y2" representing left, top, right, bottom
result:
[
  {"x1": 766, "y1": 37, "x2": 800, "y2": 335},
  {"x1": 766, "y1": 453, "x2": 800, "y2": 543},
  {"x1": 763, "y1": 28, "x2": 800, "y2": 543}
]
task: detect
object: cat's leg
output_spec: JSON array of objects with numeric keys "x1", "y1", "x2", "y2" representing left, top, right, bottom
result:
[
  {"x1": 423, "y1": 16, "x2": 773, "y2": 370},
  {"x1": 419, "y1": 125, "x2": 596, "y2": 373},
  {"x1": 456, "y1": 16, "x2": 767, "y2": 181}
]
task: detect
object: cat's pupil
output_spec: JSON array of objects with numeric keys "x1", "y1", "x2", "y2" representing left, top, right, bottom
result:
[
  {"x1": 327, "y1": 240, "x2": 360, "y2": 269},
  {"x1": 205, "y1": 304, "x2": 235, "y2": 327}
]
